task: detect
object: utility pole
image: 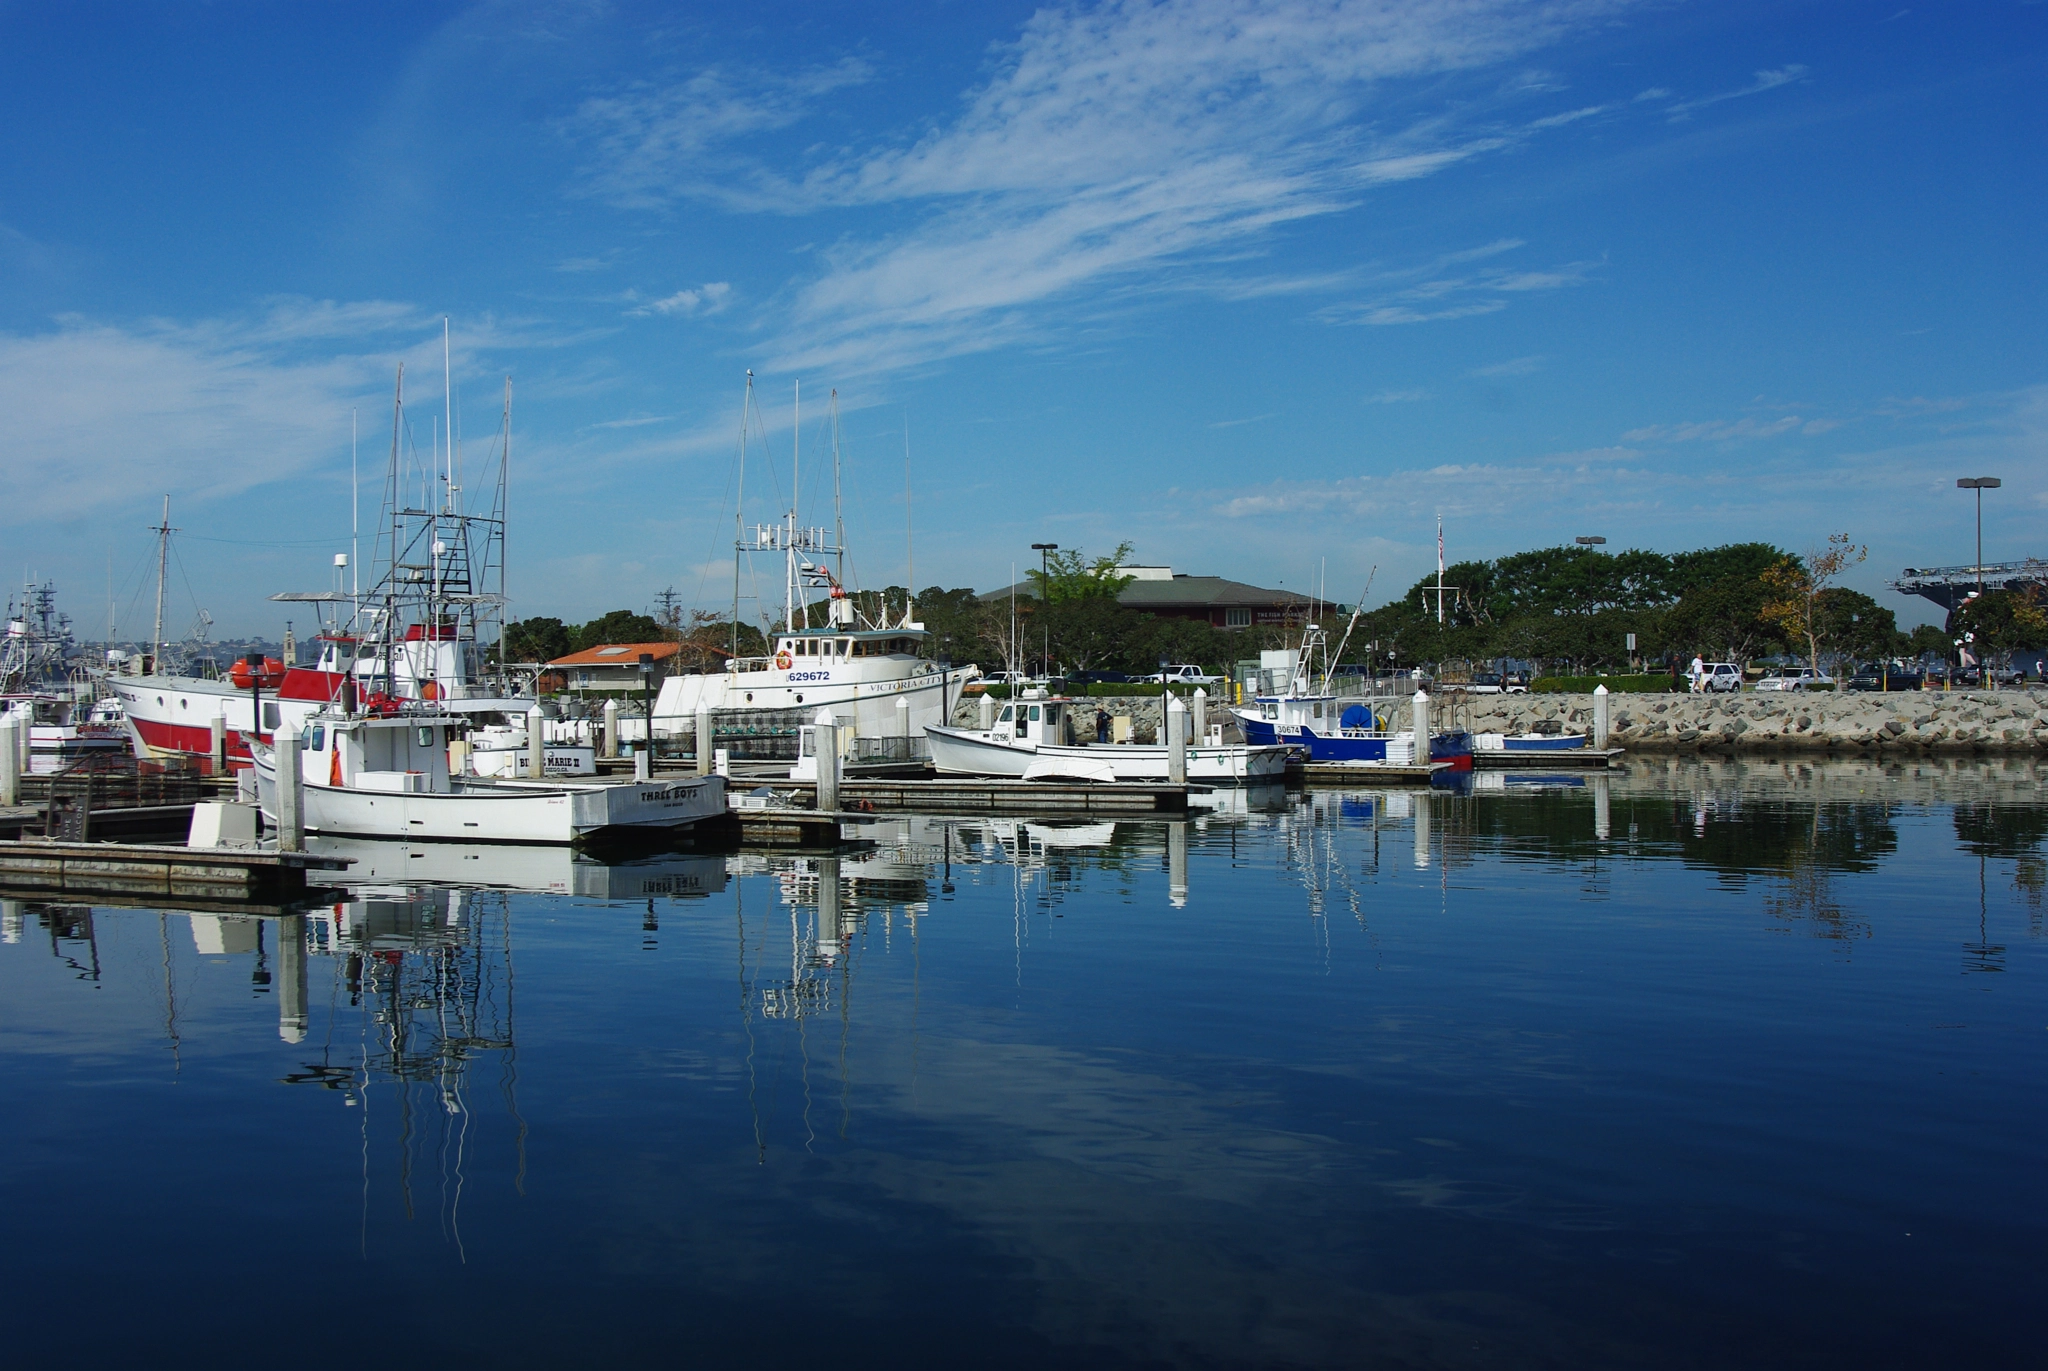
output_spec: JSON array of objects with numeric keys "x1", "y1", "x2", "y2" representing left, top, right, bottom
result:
[{"x1": 1032, "y1": 543, "x2": 1058, "y2": 677}]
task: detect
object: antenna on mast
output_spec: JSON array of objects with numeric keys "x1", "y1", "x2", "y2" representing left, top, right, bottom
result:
[{"x1": 733, "y1": 373, "x2": 751, "y2": 659}]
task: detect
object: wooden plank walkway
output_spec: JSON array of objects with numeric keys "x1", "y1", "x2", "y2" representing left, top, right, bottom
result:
[
  {"x1": 0, "y1": 839, "x2": 348, "y2": 903},
  {"x1": 1473, "y1": 747, "x2": 1625, "y2": 769}
]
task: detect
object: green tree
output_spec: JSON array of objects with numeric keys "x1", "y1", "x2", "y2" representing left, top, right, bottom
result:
[
  {"x1": 912, "y1": 586, "x2": 983, "y2": 663},
  {"x1": 573, "y1": 609, "x2": 665, "y2": 651},
  {"x1": 1811, "y1": 588, "x2": 1901, "y2": 664},
  {"x1": 1905, "y1": 623, "x2": 1952, "y2": 661},
  {"x1": 1951, "y1": 589, "x2": 2048, "y2": 656},
  {"x1": 1026, "y1": 542, "x2": 1136, "y2": 604},
  {"x1": 505, "y1": 616, "x2": 572, "y2": 663},
  {"x1": 1761, "y1": 534, "x2": 1866, "y2": 673}
]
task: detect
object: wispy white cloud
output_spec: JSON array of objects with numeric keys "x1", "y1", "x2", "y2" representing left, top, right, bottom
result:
[
  {"x1": 1363, "y1": 388, "x2": 1428, "y2": 404},
  {"x1": 1664, "y1": 64, "x2": 1808, "y2": 120},
  {"x1": 0, "y1": 305, "x2": 571, "y2": 528},
  {"x1": 629, "y1": 281, "x2": 732, "y2": 317},
  {"x1": 1319, "y1": 245, "x2": 1595, "y2": 326},
  {"x1": 573, "y1": 0, "x2": 1639, "y2": 374},
  {"x1": 1621, "y1": 414, "x2": 1805, "y2": 443},
  {"x1": 1206, "y1": 412, "x2": 1276, "y2": 429},
  {"x1": 1468, "y1": 354, "x2": 1544, "y2": 377}
]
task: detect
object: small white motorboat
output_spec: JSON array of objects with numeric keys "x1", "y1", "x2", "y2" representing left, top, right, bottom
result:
[
  {"x1": 925, "y1": 697, "x2": 1287, "y2": 783},
  {"x1": 250, "y1": 709, "x2": 724, "y2": 844}
]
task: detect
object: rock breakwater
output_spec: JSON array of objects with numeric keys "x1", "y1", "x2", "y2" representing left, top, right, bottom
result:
[{"x1": 1467, "y1": 690, "x2": 2048, "y2": 753}]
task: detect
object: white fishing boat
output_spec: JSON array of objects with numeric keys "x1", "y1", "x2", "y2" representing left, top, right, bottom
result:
[
  {"x1": 925, "y1": 697, "x2": 1287, "y2": 783},
  {"x1": 1, "y1": 693, "x2": 130, "y2": 773},
  {"x1": 249, "y1": 709, "x2": 725, "y2": 844},
  {"x1": 122, "y1": 340, "x2": 532, "y2": 773},
  {"x1": 652, "y1": 376, "x2": 977, "y2": 747}
]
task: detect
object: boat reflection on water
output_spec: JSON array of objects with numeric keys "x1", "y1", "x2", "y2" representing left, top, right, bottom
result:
[{"x1": 308, "y1": 836, "x2": 730, "y2": 902}]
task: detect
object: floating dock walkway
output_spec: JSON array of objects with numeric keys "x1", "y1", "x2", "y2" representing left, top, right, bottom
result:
[{"x1": 0, "y1": 838, "x2": 348, "y2": 904}]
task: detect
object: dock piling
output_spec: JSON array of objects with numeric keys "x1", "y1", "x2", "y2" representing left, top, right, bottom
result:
[
  {"x1": 1167, "y1": 695, "x2": 1188, "y2": 785},
  {"x1": 814, "y1": 710, "x2": 840, "y2": 814},
  {"x1": 0, "y1": 719, "x2": 16, "y2": 807},
  {"x1": 1412, "y1": 689, "x2": 1430, "y2": 762},
  {"x1": 275, "y1": 731, "x2": 304, "y2": 852},
  {"x1": 527, "y1": 706, "x2": 544, "y2": 778},
  {"x1": 1593, "y1": 684, "x2": 1610, "y2": 748},
  {"x1": 633, "y1": 748, "x2": 651, "y2": 781},
  {"x1": 977, "y1": 694, "x2": 995, "y2": 729},
  {"x1": 210, "y1": 712, "x2": 227, "y2": 774},
  {"x1": 1191, "y1": 687, "x2": 1207, "y2": 742},
  {"x1": 603, "y1": 699, "x2": 619, "y2": 759},
  {"x1": 695, "y1": 704, "x2": 713, "y2": 776}
]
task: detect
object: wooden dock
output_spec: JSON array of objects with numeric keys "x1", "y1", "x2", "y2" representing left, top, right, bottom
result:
[
  {"x1": 1473, "y1": 747, "x2": 1625, "y2": 769},
  {"x1": 0, "y1": 839, "x2": 348, "y2": 903},
  {"x1": 762, "y1": 777, "x2": 1189, "y2": 815},
  {"x1": 1288, "y1": 760, "x2": 1449, "y2": 786}
]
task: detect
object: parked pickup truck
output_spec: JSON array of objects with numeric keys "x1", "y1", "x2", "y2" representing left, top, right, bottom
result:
[{"x1": 1144, "y1": 664, "x2": 1222, "y2": 686}]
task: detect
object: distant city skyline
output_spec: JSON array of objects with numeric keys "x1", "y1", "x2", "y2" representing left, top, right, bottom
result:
[{"x1": 2, "y1": 0, "x2": 2041, "y2": 637}]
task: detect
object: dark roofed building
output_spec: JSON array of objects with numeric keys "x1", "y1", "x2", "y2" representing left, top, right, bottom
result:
[{"x1": 987, "y1": 566, "x2": 1321, "y2": 629}]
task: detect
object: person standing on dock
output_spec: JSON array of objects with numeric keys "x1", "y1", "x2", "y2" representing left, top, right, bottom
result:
[
  {"x1": 1095, "y1": 706, "x2": 1110, "y2": 744},
  {"x1": 1668, "y1": 655, "x2": 1682, "y2": 693},
  {"x1": 1690, "y1": 654, "x2": 1705, "y2": 693}
]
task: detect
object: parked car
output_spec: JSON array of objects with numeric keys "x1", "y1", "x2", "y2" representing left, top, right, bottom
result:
[
  {"x1": 1465, "y1": 672, "x2": 1529, "y2": 695},
  {"x1": 1144, "y1": 664, "x2": 1222, "y2": 685},
  {"x1": 1755, "y1": 668, "x2": 1834, "y2": 691},
  {"x1": 1066, "y1": 669, "x2": 1135, "y2": 686},
  {"x1": 1847, "y1": 663, "x2": 1924, "y2": 692},
  {"x1": 1700, "y1": 662, "x2": 1742, "y2": 693}
]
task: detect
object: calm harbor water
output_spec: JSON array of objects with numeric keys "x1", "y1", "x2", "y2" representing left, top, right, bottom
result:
[{"x1": 2, "y1": 758, "x2": 2044, "y2": 1369}]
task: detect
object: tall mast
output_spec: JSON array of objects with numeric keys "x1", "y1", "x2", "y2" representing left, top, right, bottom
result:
[
  {"x1": 904, "y1": 412, "x2": 914, "y2": 627},
  {"x1": 350, "y1": 409, "x2": 360, "y2": 625},
  {"x1": 386, "y1": 363, "x2": 404, "y2": 696},
  {"x1": 443, "y1": 318, "x2": 454, "y2": 515},
  {"x1": 733, "y1": 373, "x2": 750, "y2": 660},
  {"x1": 789, "y1": 379, "x2": 800, "y2": 633},
  {"x1": 1435, "y1": 515, "x2": 1445, "y2": 625},
  {"x1": 831, "y1": 389, "x2": 844, "y2": 591},
  {"x1": 499, "y1": 376, "x2": 511, "y2": 684},
  {"x1": 150, "y1": 495, "x2": 172, "y2": 666}
]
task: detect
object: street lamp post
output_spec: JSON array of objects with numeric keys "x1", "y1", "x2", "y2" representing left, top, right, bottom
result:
[
  {"x1": 1957, "y1": 477, "x2": 2001, "y2": 596},
  {"x1": 1031, "y1": 543, "x2": 1058, "y2": 678}
]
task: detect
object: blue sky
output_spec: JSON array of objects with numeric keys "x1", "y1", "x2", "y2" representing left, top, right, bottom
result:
[{"x1": 1, "y1": 0, "x2": 2042, "y2": 639}]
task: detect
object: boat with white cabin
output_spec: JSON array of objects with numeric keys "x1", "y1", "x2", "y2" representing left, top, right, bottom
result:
[
  {"x1": 924, "y1": 696, "x2": 1289, "y2": 783},
  {"x1": 249, "y1": 708, "x2": 724, "y2": 844}
]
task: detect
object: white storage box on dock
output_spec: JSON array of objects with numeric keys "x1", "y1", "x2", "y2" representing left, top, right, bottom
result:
[{"x1": 187, "y1": 801, "x2": 259, "y2": 848}]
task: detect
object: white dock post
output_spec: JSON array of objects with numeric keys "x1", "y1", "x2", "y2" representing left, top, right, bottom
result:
[
  {"x1": 603, "y1": 699, "x2": 619, "y2": 759},
  {"x1": 977, "y1": 693, "x2": 995, "y2": 729},
  {"x1": 1166, "y1": 694, "x2": 1188, "y2": 785},
  {"x1": 1593, "y1": 684, "x2": 1610, "y2": 748},
  {"x1": 0, "y1": 718, "x2": 17, "y2": 807},
  {"x1": 1168, "y1": 819, "x2": 1188, "y2": 907},
  {"x1": 814, "y1": 708, "x2": 839, "y2": 814},
  {"x1": 526, "y1": 706, "x2": 545, "y2": 778},
  {"x1": 695, "y1": 703, "x2": 714, "y2": 776},
  {"x1": 634, "y1": 747, "x2": 651, "y2": 781},
  {"x1": 1413, "y1": 791, "x2": 1431, "y2": 869},
  {"x1": 277, "y1": 913, "x2": 307, "y2": 1043},
  {"x1": 276, "y1": 730, "x2": 304, "y2": 853},
  {"x1": 895, "y1": 694, "x2": 911, "y2": 753},
  {"x1": 210, "y1": 712, "x2": 227, "y2": 775},
  {"x1": 1412, "y1": 689, "x2": 1430, "y2": 764},
  {"x1": 14, "y1": 714, "x2": 28, "y2": 775},
  {"x1": 1191, "y1": 687, "x2": 1207, "y2": 744}
]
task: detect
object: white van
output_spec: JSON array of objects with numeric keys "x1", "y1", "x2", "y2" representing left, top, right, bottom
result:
[{"x1": 1701, "y1": 662, "x2": 1742, "y2": 693}]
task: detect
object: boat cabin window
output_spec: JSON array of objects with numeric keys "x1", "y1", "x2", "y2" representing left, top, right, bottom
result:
[
  {"x1": 998, "y1": 705, "x2": 1014, "y2": 723},
  {"x1": 416, "y1": 726, "x2": 435, "y2": 748},
  {"x1": 835, "y1": 639, "x2": 849, "y2": 657},
  {"x1": 307, "y1": 725, "x2": 325, "y2": 752}
]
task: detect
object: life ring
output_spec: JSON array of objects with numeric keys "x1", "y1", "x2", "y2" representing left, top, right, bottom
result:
[{"x1": 775, "y1": 650, "x2": 793, "y2": 670}]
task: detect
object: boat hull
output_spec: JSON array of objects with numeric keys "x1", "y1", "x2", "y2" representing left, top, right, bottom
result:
[
  {"x1": 925, "y1": 725, "x2": 1288, "y2": 782},
  {"x1": 254, "y1": 757, "x2": 725, "y2": 844},
  {"x1": 1237, "y1": 715, "x2": 1474, "y2": 769}
]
